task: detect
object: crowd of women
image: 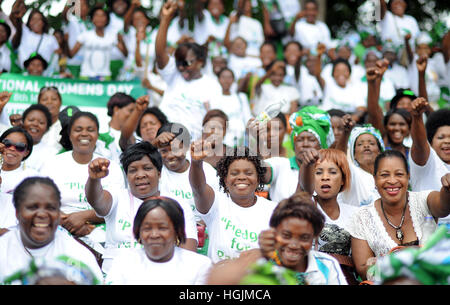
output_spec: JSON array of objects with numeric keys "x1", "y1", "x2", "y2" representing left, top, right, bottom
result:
[{"x1": 0, "y1": 0, "x2": 449, "y2": 285}]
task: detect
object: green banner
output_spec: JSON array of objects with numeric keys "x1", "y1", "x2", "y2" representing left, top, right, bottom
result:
[
  {"x1": 0, "y1": 73, "x2": 147, "y2": 107},
  {"x1": 0, "y1": 73, "x2": 147, "y2": 132}
]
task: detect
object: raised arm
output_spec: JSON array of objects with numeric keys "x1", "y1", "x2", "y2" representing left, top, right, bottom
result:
[
  {"x1": 298, "y1": 148, "x2": 320, "y2": 195},
  {"x1": 155, "y1": 0, "x2": 178, "y2": 70},
  {"x1": 409, "y1": 97, "x2": 430, "y2": 166},
  {"x1": 366, "y1": 61, "x2": 386, "y2": 135},
  {"x1": 85, "y1": 158, "x2": 114, "y2": 217},
  {"x1": 289, "y1": 10, "x2": 304, "y2": 37},
  {"x1": 416, "y1": 55, "x2": 429, "y2": 101},
  {"x1": 314, "y1": 44, "x2": 326, "y2": 90},
  {"x1": 223, "y1": 13, "x2": 238, "y2": 51},
  {"x1": 123, "y1": 0, "x2": 140, "y2": 33},
  {"x1": 380, "y1": 0, "x2": 387, "y2": 20},
  {"x1": 334, "y1": 114, "x2": 355, "y2": 154},
  {"x1": 189, "y1": 139, "x2": 216, "y2": 214},
  {"x1": 426, "y1": 173, "x2": 450, "y2": 219},
  {"x1": 119, "y1": 95, "x2": 148, "y2": 151},
  {"x1": 117, "y1": 33, "x2": 128, "y2": 57},
  {"x1": 67, "y1": 41, "x2": 82, "y2": 58}
]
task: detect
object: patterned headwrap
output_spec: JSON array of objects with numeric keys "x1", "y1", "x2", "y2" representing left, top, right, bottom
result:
[
  {"x1": 2, "y1": 255, "x2": 101, "y2": 285},
  {"x1": 376, "y1": 226, "x2": 450, "y2": 285},
  {"x1": 348, "y1": 124, "x2": 385, "y2": 166},
  {"x1": 289, "y1": 106, "x2": 334, "y2": 149}
]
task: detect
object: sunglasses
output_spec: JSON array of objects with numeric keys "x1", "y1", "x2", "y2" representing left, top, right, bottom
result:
[
  {"x1": 2, "y1": 139, "x2": 27, "y2": 152},
  {"x1": 175, "y1": 58, "x2": 195, "y2": 68}
]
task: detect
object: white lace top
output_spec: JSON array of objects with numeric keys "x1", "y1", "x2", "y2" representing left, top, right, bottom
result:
[{"x1": 346, "y1": 191, "x2": 432, "y2": 257}]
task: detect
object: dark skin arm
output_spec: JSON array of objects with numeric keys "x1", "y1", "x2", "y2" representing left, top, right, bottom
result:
[
  {"x1": 155, "y1": 0, "x2": 178, "y2": 70},
  {"x1": 119, "y1": 95, "x2": 149, "y2": 151},
  {"x1": 426, "y1": 173, "x2": 450, "y2": 219},
  {"x1": 298, "y1": 148, "x2": 320, "y2": 195},
  {"x1": 416, "y1": 55, "x2": 429, "y2": 101},
  {"x1": 289, "y1": 10, "x2": 305, "y2": 37},
  {"x1": 409, "y1": 97, "x2": 430, "y2": 166},
  {"x1": 366, "y1": 59, "x2": 389, "y2": 135},
  {"x1": 334, "y1": 114, "x2": 355, "y2": 154},
  {"x1": 85, "y1": 158, "x2": 114, "y2": 217}
]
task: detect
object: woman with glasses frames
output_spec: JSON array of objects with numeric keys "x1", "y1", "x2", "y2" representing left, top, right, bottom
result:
[
  {"x1": 155, "y1": 0, "x2": 222, "y2": 141},
  {"x1": 0, "y1": 126, "x2": 37, "y2": 194}
]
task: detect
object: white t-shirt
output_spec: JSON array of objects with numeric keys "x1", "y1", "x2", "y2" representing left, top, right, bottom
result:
[
  {"x1": 63, "y1": 14, "x2": 91, "y2": 66},
  {"x1": 227, "y1": 54, "x2": 262, "y2": 81},
  {"x1": 159, "y1": 162, "x2": 219, "y2": 222},
  {"x1": 193, "y1": 10, "x2": 229, "y2": 45},
  {"x1": 384, "y1": 63, "x2": 411, "y2": 90},
  {"x1": 346, "y1": 190, "x2": 432, "y2": 257},
  {"x1": 265, "y1": 157, "x2": 300, "y2": 203},
  {"x1": 0, "y1": 43, "x2": 12, "y2": 72},
  {"x1": 201, "y1": 192, "x2": 277, "y2": 263},
  {"x1": 39, "y1": 151, "x2": 125, "y2": 215},
  {"x1": 17, "y1": 24, "x2": 59, "y2": 69},
  {"x1": 229, "y1": 15, "x2": 265, "y2": 57},
  {"x1": 106, "y1": 12, "x2": 126, "y2": 61},
  {"x1": 293, "y1": 19, "x2": 332, "y2": 51},
  {"x1": 105, "y1": 247, "x2": 212, "y2": 285},
  {"x1": 77, "y1": 30, "x2": 118, "y2": 78},
  {"x1": 321, "y1": 78, "x2": 366, "y2": 113},
  {"x1": 407, "y1": 54, "x2": 441, "y2": 103},
  {"x1": 0, "y1": 165, "x2": 39, "y2": 194},
  {"x1": 0, "y1": 193, "x2": 16, "y2": 230},
  {"x1": 40, "y1": 120, "x2": 63, "y2": 153},
  {"x1": 380, "y1": 11, "x2": 420, "y2": 47},
  {"x1": 289, "y1": 65, "x2": 324, "y2": 106},
  {"x1": 321, "y1": 62, "x2": 366, "y2": 86},
  {"x1": 0, "y1": 227, "x2": 103, "y2": 283},
  {"x1": 337, "y1": 162, "x2": 379, "y2": 207},
  {"x1": 23, "y1": 141, "x2": 59, "y2": 173},
  {"x1": 157, "y1": 56, "x2": 222, "y2": 141},
  {"x1": 209, "y1": 92, "x2": 252, "y2": 147},
  {"x1": 100, "y1": 187, "x2": 198, "y2": 275},
  {"x1": 315, "y1": 201, "x2": 359, "y2": 256},
  {"x1": 252, "y1": 83, "x2": 300, "y2": 116}
]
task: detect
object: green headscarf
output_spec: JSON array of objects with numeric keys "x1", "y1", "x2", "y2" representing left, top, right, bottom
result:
[
  {"x1": 240, "y1": 258, "x2": 298, "y2": 285},
  {"x1": 289, "y1": 106, "x2": 334, "y2": 149},
  {"x1": 375, "y1": 226, "x2": 450, "y2": 285}
]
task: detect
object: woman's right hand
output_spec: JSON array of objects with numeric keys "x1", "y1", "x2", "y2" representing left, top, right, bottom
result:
[
  {"x1": 88, "y1": 158, "x2": 110, "y2": 180},
  {"x1": 135, "y1": 95, "x2": 149, "y2": 112},
  {"x1": 161, "y1": 0, "x2": 178, "y2": 21},
  {"x1": 410, "y1": 97, "x2": 429, "y2": 117},
  {"x1": 190, "y1": 139, "x2": 213, "y2": 162},
  {"x1": 299, "y1": 148, "x2": 320, "y2": 167},
  {"x1": 258, "y1": 228, "x2": 279, "y2": 259}
]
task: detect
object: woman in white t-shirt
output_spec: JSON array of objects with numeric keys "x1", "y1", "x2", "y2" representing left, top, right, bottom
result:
[
  {"x1": 21, "y1": 104, "x2": 59, "y2": 173},
  {"x1": 0, "y1": 177, "x2": 103, "y2": 284},
  {"x1": 155, "y1": 1, "x2": 222, "y2": 141},
  {"x1": 347, "y1": 150, "x2": 450, "y2": 281},
  {"x1": 0, "y1": 127, "x2": 38, "y2": 194},
  {"x1": 298, "y1": 147, "x2": 359, "y2": 284},
  {"x1": 68, "y1": 6, "x2": 127, "y2": 80},
  {"x1": 37, "y1": 86, "x2": 63, "y2": 152},
  {"x1": 0, "y1": 186, "x2": 16, "y2": 235},
  {"x1": 105, "y1": 197, "x2": 212, "y2": 285},
  {"x1": 40, "y1": 111, "x2": 126, "y2": 257},
  {"x1": 12, "y1": 9, "x2": 59, "y2": 73},
  {"x1": 85, "y1": 141, "x2": 198, "y2": 275},
  {"x1": 189, "y1": 143, "x2": 277, "y2": 263}
]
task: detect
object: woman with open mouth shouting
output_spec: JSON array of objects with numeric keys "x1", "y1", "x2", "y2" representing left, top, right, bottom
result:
[
  {"x1": 347, "y1": 150, "x2": 450, "y2": 281},
  {"x1": 85, "y1": 141, "x2": 198, "y2": 277},
  {"x1": 40, "y1": 111, "x2": 126, "y2": 263},
  {"x1": 189, "y1": 142, "x2": 277, "y2": 263},
  {"x1": 298, "y1": 148, "x2": 359, "y2": 284}
]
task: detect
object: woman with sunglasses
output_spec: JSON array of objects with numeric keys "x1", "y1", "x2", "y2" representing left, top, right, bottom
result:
[
  {"x1": 155, "y1": 0, "x2": 221, "y2": 141},
  {"x1": 0, "y1": 127, "x2": 37, "y2": 194}
]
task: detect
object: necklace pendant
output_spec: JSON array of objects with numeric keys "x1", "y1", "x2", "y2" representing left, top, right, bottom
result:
[{"x1": 396, "y1": 229, "x2": 404, "y2": 242}]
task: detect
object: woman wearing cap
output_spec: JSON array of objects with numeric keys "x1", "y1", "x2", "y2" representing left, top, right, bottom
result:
[{"x1": 11, "y1": 9, "x2": 59, "y2": 74}]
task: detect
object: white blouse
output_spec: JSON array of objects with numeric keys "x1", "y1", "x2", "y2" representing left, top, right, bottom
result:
[{"x1": 346, "y1": 191, "x2": 432, "y2": 257}]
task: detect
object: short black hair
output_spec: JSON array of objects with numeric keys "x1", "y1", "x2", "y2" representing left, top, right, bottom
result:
[
  {"x1": 26, "y1": 9, "x2": 49, "y2": 33},
  {"x1": 274, "y1": 112, "x2": 287, "y2": 129},
  {"x1": 215, "y1": 146, "x2": 266, "y2": 194},
  {"x1": 425, "y1": 108, "x2": 450, "y2": 144},
  {"x1": 24, "y1": 53, "x2": 48, "y2": 70},
  {"x1": 260, "y1": 40, "x2": 277, "y2": 53},
  {"x1": 175, "y1": 42, "x2": 207, "y2": 66},
  {"x1": 120, "y1": 141, "x2": 163, "y2": 174},
  {"x1": 332, "y1": 58, "x2": 352, "y2": 76},
  {"x1": 328, "y1": 109, "x2": 347, "y2": 118},
  {"x1": 217, "y1": 67, "x2": 235, "y2": 79},
  {"x1": 0, "y1": 126, "x2": 34, "y2": 161},
  {"x1": 383, "y1": 108, "x2": 412, "y2": 129},
  {"x1": 136, "y1": 107, "x2": 168, "y2": 138},
  {"x1": 0, "y1": 20, "x2": 12, "y2": 41},
  {"x1": 89, "y1": 6, "x2": 110, "y2": 26},
  {"x1": 22, "y1": 104, "x2": 53, "y2": 132},
  {"x1": 389, "y1": 89, "x2": 417, "y2": 110},
  {"x1": 283, "y1": 40, "x2": 303, "y2": 52},
  {"x1": 106, "y1": 92, "x2": 135, "y2": 117},
  {"x1": 13, "y1": 176, "x2": 61, "y2": 210},
  {"x1": 133, "y1": 197, "x2": 186, "y2": 245},
  {"x1": 374, "y1": 149, "x2": 409, "y2": 176},
  {"x1": 269, "y1": 192, "x2": 324, "y2": 236},
  {"x1": 202, "y1": 109, "x2": 228, "y2": 127},
  {"x1": 59, "y1": 111, "x2": 99, "y2": 151}
]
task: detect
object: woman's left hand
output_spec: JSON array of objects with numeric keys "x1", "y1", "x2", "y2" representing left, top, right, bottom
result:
[
  {"x1": 442, "y1": 173, "x2": 450, "y2": 191},
  {"x1": 258, "y1": 228, "x2": 278, "y2": 259},
  {"x1": 60, "y1": 211, "x2": 95, "y2": 237}
]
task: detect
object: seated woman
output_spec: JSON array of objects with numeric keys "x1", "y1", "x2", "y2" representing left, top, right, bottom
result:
[
  {"x1": 105, "y1": 197, "x2": 213, "y2": 285},
  {"x1": 86, "y1": 141, "x2": 198, "y2": 276},
  {"x1": 189, "y1": 143, "x2": 277, "y2": 263},
  {"x1": 0, "y1": 177, "x2": 103, "y2": 284},
  {"x1": 299, "y1": 148, "x2": 359, "y2": 284},
  {"x1": 40, "y1": 111, "x2": 126, "y2": 257},
  {"x1": 20, "y1": 104, "x2": 59, "y2": 172},
  {"x1": 0, "y1": 127, "x2": 38, "y2": 194},
  {"x1": 347, "y1": 150, "x2": 450, "y2": 281},
  {"x1": 206, "y1": 193, "x2": 348, "y2": 285}
]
